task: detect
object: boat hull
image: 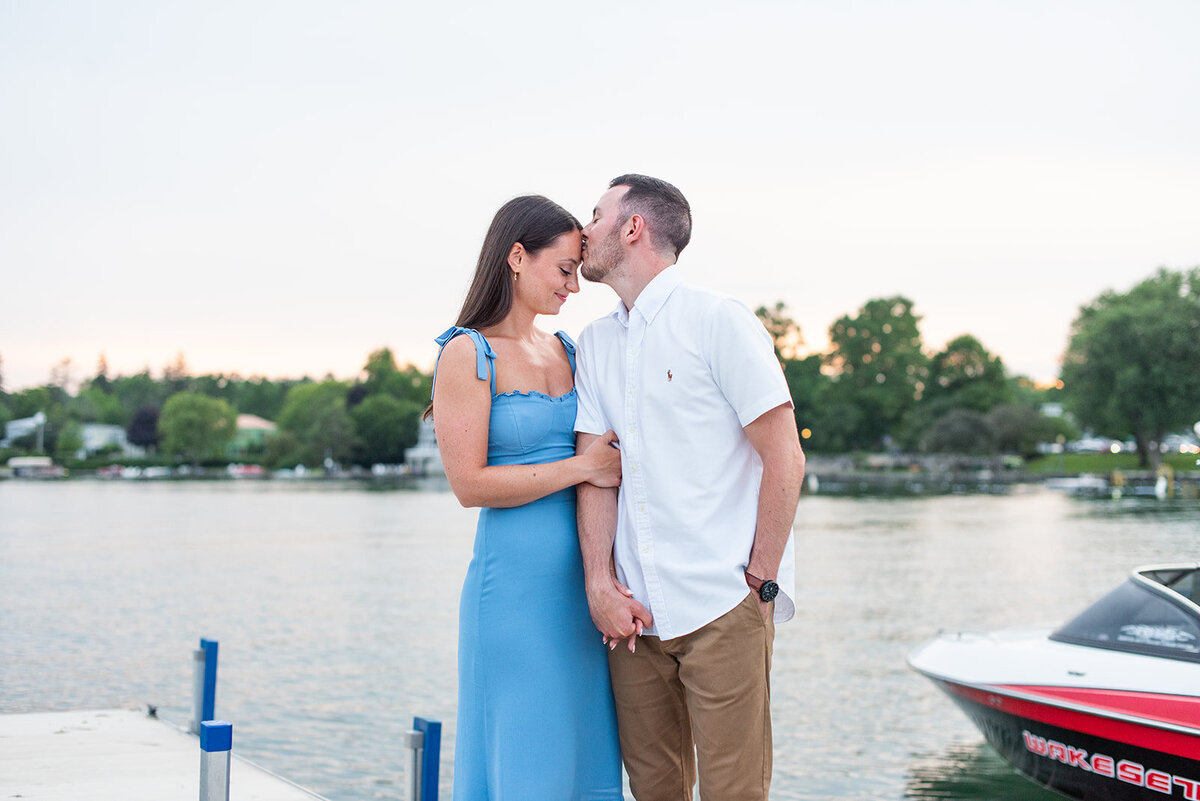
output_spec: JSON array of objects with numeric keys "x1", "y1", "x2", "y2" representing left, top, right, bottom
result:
[{"x1": 932, "y1": 678, "x2": 1200, "y2": 800}]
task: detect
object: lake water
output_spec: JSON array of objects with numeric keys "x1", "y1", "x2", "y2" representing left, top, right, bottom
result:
[{"x1": 2, "y1": 480, "x2": 1197, "y2": 800}]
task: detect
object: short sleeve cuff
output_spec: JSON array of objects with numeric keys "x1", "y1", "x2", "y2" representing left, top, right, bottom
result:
[
  {"x1": 574, "y1": 419, "x2": 606, "y2": 436},
  {"x1": 736, "y1": 392, "x2": 794, "y2": 428}
]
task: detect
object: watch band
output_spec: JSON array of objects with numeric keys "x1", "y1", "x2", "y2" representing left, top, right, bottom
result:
[
  {"x1": 745, "y1": 571, "x2": 780, "y2": 603},
  {"x1": 744, "y1": 571, "x2": 769, "y2": 591}
]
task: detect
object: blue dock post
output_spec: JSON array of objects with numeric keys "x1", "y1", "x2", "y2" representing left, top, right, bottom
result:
[
  {"x1": 199, "y1": 720, "x2": 233, "y2": 801},
  {"x1": 191, "y1": 638, "x2": 219, "y2": 734},
  {"x1": 403, "y1": 717, "x2": 441, "y2": 801}
]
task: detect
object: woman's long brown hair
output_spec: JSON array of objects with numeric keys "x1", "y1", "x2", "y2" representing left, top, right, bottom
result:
[{"x1": 424, "y1": 195, "x2": 581, "y2": 420}]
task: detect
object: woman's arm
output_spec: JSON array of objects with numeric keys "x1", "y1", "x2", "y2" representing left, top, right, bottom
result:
[{"x1": 432, "y1": 335, "x2": 620, "y2": 508}]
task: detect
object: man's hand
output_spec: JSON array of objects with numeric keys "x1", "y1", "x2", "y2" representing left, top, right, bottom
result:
[{"x1": 588, "y1": 576, "x2": 652, "y2": 653}]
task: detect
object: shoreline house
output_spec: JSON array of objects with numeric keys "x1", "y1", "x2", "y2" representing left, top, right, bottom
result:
[
  {"x1": 2, "y1": 412, "x2": 47, "y2": 450},
  {"x1": 404, "y1": 419, "x2": 443, "y2": 477},
  {"x1": 78, "y1": 423, "x2": 145, "y2": 460},
  {"x1": 4, "y1": 414, "x2": 144, "y2": 460},
  {"x1": 228, "y1": 414, "x2": 277, "y2": 458}
]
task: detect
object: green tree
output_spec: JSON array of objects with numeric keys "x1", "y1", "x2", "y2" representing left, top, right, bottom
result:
[
  {"x1": 754, "y1": 303, "x2": 831, "y2": 450},
  {"x1": 263, "y1": 429, "x2": 306, "y2": 469},
  {"x1": 10, "y1": 386, "x2": 61, "y2": 419},
  {"x1": 923, "y1": 335, "x2": 1011, "y2": 412},
  {"x1": 921, "y1": 409, "x2": 994, "y2": 455},
  {"x1": 92, "y1": 353, "x2": 112, "y2": 394},
  {"x1": 363, "y1": 347, "x2": 400, "y2": 390},
  {"x1": 158, "y1": 392, "x2": 238, "y2": 464},
  {"x1": 1061, "y1": 267, "x2": 1200, "y2": 466},
  {"x1": 1009, "y1": 375, "x2": 1060, "y2": 409},
  {"x1": 72, "y1": 385, "x2": 128, "y2": 425},
  {"x1": 900, "y1": 334, "x2": 1012, "y2": 448},
  {"x1": 985, "y1": 403, "x2": 1076, "y2": 459},
  {"x1": 183, "y1": 372, "x2": 299, "y2": 421},
  {"x1": 276, "y1": 380, "x2": 356, "y2": 467},
  {"x1": 127, "y1": 406, "x2": 160, "y2": 452},
  {"x1": 360, "y1": 347, "x2": 433, "y2": 406},
  {"x1": 111, "y1": 371, "x2": 170, "y2": 417},
  {"x1": 351, "y1": 394, "x2": 423, "y2": 465},
  {"x1": 782, "y1": 355, "x2": 831, "y2": 448},
  {"x1": 824, "y1": 296, "x2": 928, "y2": 450},
  {"x1": 162, "y1": 352, "x2": 190, "y2": 394},
  {"x1": 755, "y1": 302, "x2": 805, "y2": 360},
  {"x1": 809, "y1": 401, "x2": 865, "y2": 453},
  {"x1": 55, "y1": 420, "x2": 85, "y2": 462},
  {"x1": 188, "y1": 374, "x2": 229, "y2": 403},
  {"x1": 231, "y1": 377, "x2": 297, "y2": 420},
  {"x1": 396, "y1": 364, "x2": 433, "y2": 407}
]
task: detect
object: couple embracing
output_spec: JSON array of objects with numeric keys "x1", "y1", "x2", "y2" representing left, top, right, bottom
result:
[{"x1": 429, "y1": 175, "x2": 805, "y2": 801}]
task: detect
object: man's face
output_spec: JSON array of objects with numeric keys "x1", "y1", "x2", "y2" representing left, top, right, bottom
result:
[{"x1": 580, "y1": 185, "x2": 628, "y2": 283}]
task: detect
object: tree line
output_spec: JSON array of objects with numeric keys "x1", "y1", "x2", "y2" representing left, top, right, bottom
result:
[
  {"x1": 0, "y1": 349, "x2": 430, "y2": 469},
  {"x1": 756, "y1": 298, "x2": 1075, "y2": 458},
  {"x1": 759, "y1": 266, "x2": 1199, "y2": 467},
  {"x1": 1, "y1": 266, "x2": 1196, "y2": 469}
]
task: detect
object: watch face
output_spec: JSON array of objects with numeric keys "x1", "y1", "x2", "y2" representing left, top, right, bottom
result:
[{"x1": 760, "y1": 581, "x2": 780, "y2": 603}]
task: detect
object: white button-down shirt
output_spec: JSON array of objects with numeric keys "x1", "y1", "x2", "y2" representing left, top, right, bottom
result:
[{"x1": 575, "y1": 266, "x2": 796, "y2": 640}]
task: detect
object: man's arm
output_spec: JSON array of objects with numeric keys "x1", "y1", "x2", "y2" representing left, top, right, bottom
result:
[
  {"x1": 576, "y1": 432, "x2": 652, "y2": 651},
  {"x1": 744, "y1": 403, "x2": 805, "y2": 620}
]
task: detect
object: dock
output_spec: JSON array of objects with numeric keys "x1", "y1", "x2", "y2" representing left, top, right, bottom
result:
[{"x1": 0, "y1": 708, "x2": 328, "y2": 800}]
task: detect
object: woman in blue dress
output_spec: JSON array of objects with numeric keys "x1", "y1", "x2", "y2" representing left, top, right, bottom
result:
[{"x1": 430, "y1": 195, "x2": 624, "y2": 800}]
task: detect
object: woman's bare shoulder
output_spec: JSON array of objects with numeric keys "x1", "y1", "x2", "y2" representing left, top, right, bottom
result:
[{"x1": 438, "y1": 331, "x2": 480, "y2": 362}]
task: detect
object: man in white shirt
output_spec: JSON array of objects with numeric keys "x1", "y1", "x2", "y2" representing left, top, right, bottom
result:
[{"x1": 574, "y1": 174, "x2": 805, "y2": 801}]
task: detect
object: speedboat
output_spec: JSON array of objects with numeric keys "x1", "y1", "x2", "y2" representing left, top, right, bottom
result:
[{"x1": 909, "y1": 563, "x2": 1200, "y2": 800}]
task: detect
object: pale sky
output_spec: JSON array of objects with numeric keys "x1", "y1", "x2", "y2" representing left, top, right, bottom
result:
[{"x1": 3, "y1": 1, "x2": 1197, "y2": 393}]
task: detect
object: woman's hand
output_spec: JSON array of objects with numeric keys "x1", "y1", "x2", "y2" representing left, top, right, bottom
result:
[{"x1": 579, "y1": 429, "x2": 621, "y2": 487}]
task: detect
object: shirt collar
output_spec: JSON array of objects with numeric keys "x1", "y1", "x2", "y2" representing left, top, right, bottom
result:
[{"x1": 610, "y1": 264, "x2": 683, "y2": 327}]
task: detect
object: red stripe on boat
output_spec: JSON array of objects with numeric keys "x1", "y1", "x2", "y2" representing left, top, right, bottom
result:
[
  {"x1": 1000, "y1": 685, "x2": 1200, "y2": 730},
  {"x1": 939, "y1": 681, "x2": 1200, "y2": 760}
]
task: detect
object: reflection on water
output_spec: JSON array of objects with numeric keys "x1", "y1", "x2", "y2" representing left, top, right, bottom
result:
[
  {"x1": 905, "y1": 741, "x2": 1061, "y2": 800},
  {"x1": 1, "y1": 480, "x2": 1197, "y2": 800}
]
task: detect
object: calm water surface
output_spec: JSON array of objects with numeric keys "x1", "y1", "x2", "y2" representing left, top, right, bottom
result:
[{"x1": 2, "y1": 480, "x2": 1197, "y2": 800}]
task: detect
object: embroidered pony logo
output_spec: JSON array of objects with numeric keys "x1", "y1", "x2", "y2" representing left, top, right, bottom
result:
[{"x1": 667, "y1": 370, "x2": 673, "y2": 382}]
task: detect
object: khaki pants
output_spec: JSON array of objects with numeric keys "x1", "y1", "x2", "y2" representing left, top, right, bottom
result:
[{"x1": 607, "y1": 591, "x2": 774, "y2": 801}]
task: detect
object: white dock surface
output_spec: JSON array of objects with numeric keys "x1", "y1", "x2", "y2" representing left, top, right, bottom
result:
[{"x1": 0, "y1": 708, "x2": 327, "y2": 800}]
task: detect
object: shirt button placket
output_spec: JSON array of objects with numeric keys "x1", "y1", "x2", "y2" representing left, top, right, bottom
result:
[{"x1": 626, "y1": 313, "x2": 659, "y2": 611}]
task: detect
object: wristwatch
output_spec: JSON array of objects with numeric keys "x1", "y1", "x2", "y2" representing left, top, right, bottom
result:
[{"x1": 745, "y1": 571, "x2": 780, "y2": 603}]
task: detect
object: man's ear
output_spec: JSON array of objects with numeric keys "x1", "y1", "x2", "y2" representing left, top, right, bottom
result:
[
  {"x1": 507, "y1": 242, "x2": 526, "y2": 273},
  {"x1": 625, "y1": 214, "x2": 646, "y2": 245}
]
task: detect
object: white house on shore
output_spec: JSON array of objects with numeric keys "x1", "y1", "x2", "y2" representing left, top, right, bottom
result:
[
  {"x1": 404, "y1": 419, "x2": 443, "y2": 476},
  {"x1": 2, "y1": 412, "x2": 46, "y2": 449},
  {"x1": 78, "y1": 423, "x2": 145, "y2": 459}
]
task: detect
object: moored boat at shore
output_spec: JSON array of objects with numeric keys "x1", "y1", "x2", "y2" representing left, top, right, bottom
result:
[{"x1": 909, "y1": 563, "x2": 1200, "y2": 800}]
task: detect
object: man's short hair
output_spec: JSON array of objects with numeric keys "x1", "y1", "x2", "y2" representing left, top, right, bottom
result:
[{"x1": 609, "y1": 174, "x2": 692, "y2": 258}]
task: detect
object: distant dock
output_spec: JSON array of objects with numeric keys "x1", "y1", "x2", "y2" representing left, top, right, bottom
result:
[{"x1": 0, "y1": 708, "x2": 328, "y2": 801}]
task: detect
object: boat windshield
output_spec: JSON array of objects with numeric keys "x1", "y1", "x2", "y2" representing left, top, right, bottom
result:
[
  {"x1": 1141, "y1": 566, "x2": 1200, "y2": 606},
  {"x1": 1050, "y1": 575, "x2": 1200, "y2": 662}
]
